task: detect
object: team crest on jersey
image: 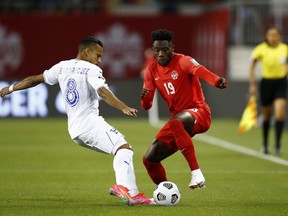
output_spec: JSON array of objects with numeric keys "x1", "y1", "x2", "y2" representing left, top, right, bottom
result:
[{"x1": 171, "y1": 70, "x2": 178, "y2": 80}]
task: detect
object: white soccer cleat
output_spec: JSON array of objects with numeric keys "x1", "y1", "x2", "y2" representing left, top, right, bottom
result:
[{"x1": 188, "y1": 169, "x2": 206, "y2": 189}]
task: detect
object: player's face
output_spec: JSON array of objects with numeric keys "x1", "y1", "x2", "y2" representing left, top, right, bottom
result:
[
  {"x1": 86, "y1": 44, "x2": 103, "y2": 65},
  {"x1": 266, "y1": 28, "x2": 281, "y2": 47},
  {"x1": 152, "y1": 40, "x2": 174, "y2": 66}
]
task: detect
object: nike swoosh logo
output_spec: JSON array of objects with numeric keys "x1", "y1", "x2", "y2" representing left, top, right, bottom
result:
[{"x1": 155, "y1": 77, "x2": 160, "y2": 80}]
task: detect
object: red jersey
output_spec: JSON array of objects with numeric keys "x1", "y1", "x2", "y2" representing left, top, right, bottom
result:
[{"x1": 141, "y1": 53, "x2": 220, "y2": 116}]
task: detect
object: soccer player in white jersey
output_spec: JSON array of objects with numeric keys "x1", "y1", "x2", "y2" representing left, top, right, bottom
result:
[{"x1": 0, "y1": 36, "x2": 154, "y2": 206}]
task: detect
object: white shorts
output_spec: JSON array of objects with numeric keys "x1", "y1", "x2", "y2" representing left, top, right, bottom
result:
[{"x1": 72, "y1": 119, "x2": 127, "y2": 155}]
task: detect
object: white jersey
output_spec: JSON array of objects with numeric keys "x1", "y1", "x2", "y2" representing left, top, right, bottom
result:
[{"x1": 43, "y1": 59, "x2": 108, "y2": 139}]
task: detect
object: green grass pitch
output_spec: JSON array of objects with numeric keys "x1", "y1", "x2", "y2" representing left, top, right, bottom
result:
[{"x1": 0, "y1": 118, "x2": 287, "y2": 215}]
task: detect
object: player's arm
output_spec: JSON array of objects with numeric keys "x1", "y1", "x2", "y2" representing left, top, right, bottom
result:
[
  {"x1": 185, "y1": 58, "x2": 227, "y2": 89},
  {"x1": 97, "y1": 86, "x2": 138, "y2": 117},
  {"x1": 286, "y1": 58, "x2": 288, "y2": 78},
  {"x1": 249, "y1": 59, "x2": 258, "y2": 96},
  {"x1": 140, "y1": 68, "x2": 155, "y2": 110},
  {"x1": 285, "y1": 46, "x2": 288, "y2": 78},
  {"x1": 0, "y1": 74, "x2": 44, "y2": 98},
  {"x1": 249, "y1": 44, "x2": 263, "y2": 95},
  {"x1": 194, "y1": 66, "x2": 227, "y2": 89}
]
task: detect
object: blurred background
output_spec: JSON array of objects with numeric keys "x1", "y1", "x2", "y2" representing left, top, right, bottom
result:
[{"x1": 0, "y1": 0, "x2": 288, "y2": 119}]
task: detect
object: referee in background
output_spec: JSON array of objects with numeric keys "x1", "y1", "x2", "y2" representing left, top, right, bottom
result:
[{"x1": 249, "y1": 27, "x2": 288, "y2": 155}]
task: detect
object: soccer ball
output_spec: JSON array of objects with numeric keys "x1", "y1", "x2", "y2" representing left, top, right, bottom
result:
[{"x1": 153, "y1": 181, "x2": 181, "y2": 206}]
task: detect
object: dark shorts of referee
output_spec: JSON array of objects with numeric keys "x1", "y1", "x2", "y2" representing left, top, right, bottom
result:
[{"x1": 260, "y1": 77, "x2": 287, "y2": 106}]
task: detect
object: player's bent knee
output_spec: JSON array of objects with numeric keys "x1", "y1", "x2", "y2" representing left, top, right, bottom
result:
[
  {"x1": 143, "y1": 156, "x2": 156, "y2": 168},
  {"x1": 115, "y1": 143, "x2": 133, "y2": 154},
  {"x1": 168, "y1": 118, "x2": 182, "y2": 129}
]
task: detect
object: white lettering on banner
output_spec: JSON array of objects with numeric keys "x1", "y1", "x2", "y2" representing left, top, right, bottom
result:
[
  {"x1": 11, "y1": 91, "x2": 27, "y2": 117},
  {"x1": 27, "y1": 84, "x2": 48, "y2": 116},
  {"x1": 55, "y1": 91, "x2": 66, "y2": 114},
  {"x1": 0, "y1": 82, "x2": 48, "y2": 117},
  {"x1": 0, "y1": 81, "x2": 10, "y2": 116}
]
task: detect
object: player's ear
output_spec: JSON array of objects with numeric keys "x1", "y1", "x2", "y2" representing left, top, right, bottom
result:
[
  {"x1": 84, "y1": 48, "x2": 90, "y2": 57},
  {"x1": 171, "y1": 45, "x2": 175, "y2": 52}
]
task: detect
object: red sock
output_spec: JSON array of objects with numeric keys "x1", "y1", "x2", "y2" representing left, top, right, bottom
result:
[
  {"x1": 180, "y1": 144, "x2": 199, "y2": 170},
  {"x1": 143, "y1": 157, "x2": 167, "y2": 184},
  {"x1": 168, "y1": 119, "x2": 199, "y2": 171}
]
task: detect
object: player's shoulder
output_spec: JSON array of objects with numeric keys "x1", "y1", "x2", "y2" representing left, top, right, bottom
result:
[
  {"x1": 278, "y1": 42, "x2": 288, "y2": 48},
  {"x1": 78, "y1": 60, "x2": 102, "y2": 72},
  {"x1": 174, "y1": 53, "x2": 192, "y2": 63},
  {"x1": 174, "y1": 53, "x2": 199, "y2": 68},
  {"x1": 251, "y1": 43, "x2": 267, "y2": 57},
  {"x1": 254, "y1": 42, "x2": 268, "y2": 50},
  {"x1": 146, "y1": 58, "x2": 158, "y2": 71},
  {"x1": 59, "y1": 59, "x2": 103, "y2": 75}
]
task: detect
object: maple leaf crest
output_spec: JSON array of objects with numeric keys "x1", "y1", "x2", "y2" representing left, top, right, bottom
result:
[
  {"x1": 0, "y1": 25, "x2": 23, "y2": 78},
  {"x1": 96, "y1": 24, "x2": 144, "y2": 78}
]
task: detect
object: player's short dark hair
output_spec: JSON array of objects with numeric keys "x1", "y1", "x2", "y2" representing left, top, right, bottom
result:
[
  {"x1": 78, "y1": 36, "x2": 103, "y2": 51},
  {"x1": 266, "y1": 26, "x2": 282, "y2": 35},
  {"x1": 151, "y1": 29, "x2": 174, "y2": 42}
]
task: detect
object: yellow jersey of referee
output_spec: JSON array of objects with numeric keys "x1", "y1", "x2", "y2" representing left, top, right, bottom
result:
[{"x1": 251, "y1": 42, "x2": 288, "y2": 79}]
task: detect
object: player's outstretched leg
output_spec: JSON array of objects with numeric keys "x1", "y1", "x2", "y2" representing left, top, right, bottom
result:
[
  {"x1": 110, "y1": 148, "x2": 135, "y2": 206},
  {"x1": 143, "y1": 157, "x2": 168, "y2": 185},
  {"x1": 168, "y1": 118, "x2": 205, "y2": 189},
  {"x1": 110, "y1": 147, "x2": 155, "y2": 205}
]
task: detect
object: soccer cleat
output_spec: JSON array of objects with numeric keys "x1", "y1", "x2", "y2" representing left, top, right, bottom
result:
[
  {"x1": 130, "y1": 193, "x2": 156, "y2": 205},
  {"x1": 109, "y1": 184, "x2": 133, "y2": 206},
  {"x1": 275, "y1": 148, "x2": 282, "y2": 155},
  {"x1": 189, "y1": 169, "x2": 206, "y2": 189},
  {"x1": 261, "y1": 147, "x2": 269, "y2": 155}
]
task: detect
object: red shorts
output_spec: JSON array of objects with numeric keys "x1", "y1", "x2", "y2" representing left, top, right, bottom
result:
[{"x1": 155, "y1": 104, "x2": 211, "y2": 151}]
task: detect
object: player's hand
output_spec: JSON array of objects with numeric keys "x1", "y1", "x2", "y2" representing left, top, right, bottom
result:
[
  {"x1": 122, "y1": 107, "x2": 138, "y2": 117},
  {"x1": 217, "y1": 77, "x2": 228, "y2": 89},
  {"x1": 141, "y1": 88, "x2": 149, "y2": 98},
  {"x1": 0, "y1": 86, "x2": 10, "y2": 98}
]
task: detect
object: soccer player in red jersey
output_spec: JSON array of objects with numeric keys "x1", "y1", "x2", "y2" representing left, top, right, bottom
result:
[{"x1": 141, "y1": 29, "x2": 227, "y2": 189}]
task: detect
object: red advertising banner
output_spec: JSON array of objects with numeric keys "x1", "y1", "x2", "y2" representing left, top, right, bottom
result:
[{"x1": 0, "y1": 9, "x2": 229, "y2": 79}]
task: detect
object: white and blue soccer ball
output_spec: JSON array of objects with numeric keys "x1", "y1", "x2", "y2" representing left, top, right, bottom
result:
[{"x1": 153, "y1": 181, "x2": 181, "y2": 206}]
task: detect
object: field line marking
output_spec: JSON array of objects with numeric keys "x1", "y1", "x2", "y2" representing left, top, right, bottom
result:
[
  {"x1": 150, "y1": 121, "x2": 288, "y2": 167},
  {"x1": 195, "y1": 134, "x2": 288, "y2": 167},
  {"x1": 0, "y1": 169, "x2": 287, "y2": 174}
]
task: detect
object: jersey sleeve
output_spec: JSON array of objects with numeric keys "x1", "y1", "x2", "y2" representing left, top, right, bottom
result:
[
  {"x1": 251, "y1": 44, "x2": 263, "y2": 60},
  {"x1": 141, "y1": 66, "x2": 156, "y2": 110},
  {"x1": 181, "y1": 56, "x2": 220, "y2": 87},
  {"x1": 87, "y1": 66, "x2": 108, "y2": 91},
  {"x1": 43, "y1": 63, "x2": 61, "y2": 85}
]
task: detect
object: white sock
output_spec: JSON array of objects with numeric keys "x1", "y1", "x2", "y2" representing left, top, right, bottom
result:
[
  {"x1": 192, "y1": 168, "x2": 203, "y2": 176},
  {"x1": 126, "y1": 161, "x2": 139, "y2": 197},
  {"x1": 113, "y1": 149, "x2": 133, "y2": 187},
  {"x1": 113, "y1": 149, "x2": 132, "y2": 186},
  {"x1": 113, "y1": 149, "x2": 140, "y2": 196}
]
